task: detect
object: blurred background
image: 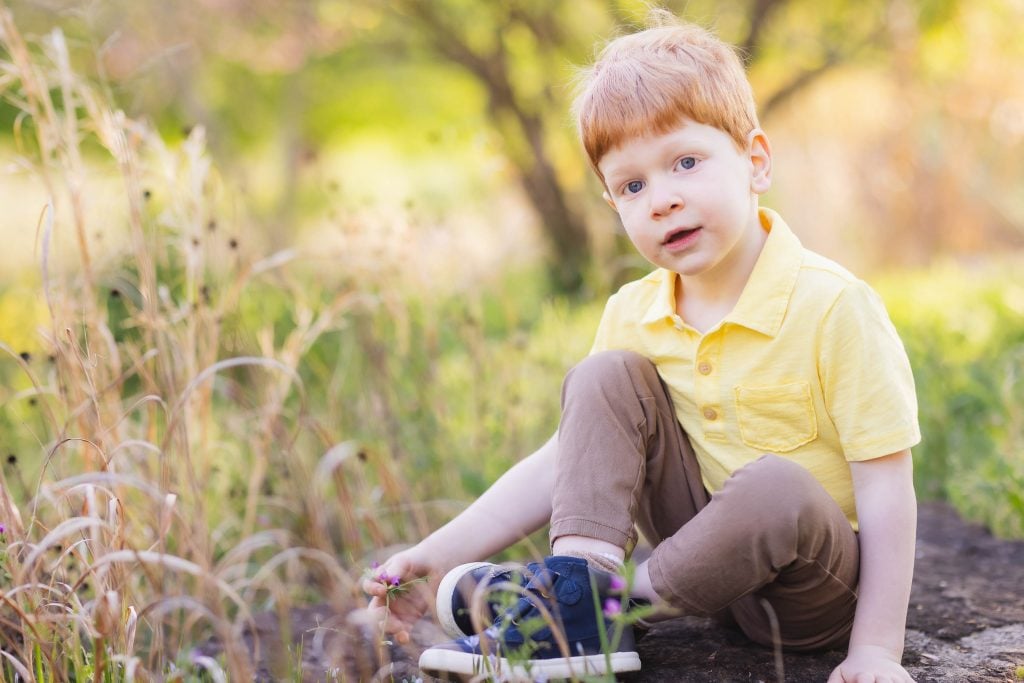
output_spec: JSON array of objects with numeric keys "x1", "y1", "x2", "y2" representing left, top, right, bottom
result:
[
  {"x1": 0, "y1": 0, "x2": 1022, "y2": 678},
  {"x1": 4, "y1": 0, "x2": 1023, "y2": 289}
]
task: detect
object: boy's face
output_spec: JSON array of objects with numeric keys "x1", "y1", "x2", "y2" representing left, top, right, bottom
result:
[{"x1": 598, "y1": 119, "x2": 771, "y2": 284}]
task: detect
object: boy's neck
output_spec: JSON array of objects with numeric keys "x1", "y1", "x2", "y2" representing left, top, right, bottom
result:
[{"x1": 674, "y1": 215, "x2": 769, "y2": 334}]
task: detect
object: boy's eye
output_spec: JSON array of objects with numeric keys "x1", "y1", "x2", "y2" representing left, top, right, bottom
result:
[
  {"x1": 677, "y1": 156, "x2": 697, "y2": 170},
  {"x1": 625, "y1": 180, "x2": 644, "y2": 195}
]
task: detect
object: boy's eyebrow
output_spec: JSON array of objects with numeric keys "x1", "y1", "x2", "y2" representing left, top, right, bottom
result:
[
  {"x1": 600, "y1": 164, "x2": 639, "y2": 188},
  {"x1": 600, "y1": 162, "x2": 631, "y2": 180}
]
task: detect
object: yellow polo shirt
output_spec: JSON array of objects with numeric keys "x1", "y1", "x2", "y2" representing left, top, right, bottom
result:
[{"x1": 591, "y1": 208, "x2": 920, "y2": 528}]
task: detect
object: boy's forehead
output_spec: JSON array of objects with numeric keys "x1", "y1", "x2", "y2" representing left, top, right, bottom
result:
[{"x1": 598, "y1": 119, "x2": 729, "y2": 170}]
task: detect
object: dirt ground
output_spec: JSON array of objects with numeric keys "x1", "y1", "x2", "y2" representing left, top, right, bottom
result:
[
  {"x1": 216, "y1": 501, "x2": 1024, "y2": 681},
  {"x1": 618, "y1": 501, "x2": 1024, "y2": 682}
]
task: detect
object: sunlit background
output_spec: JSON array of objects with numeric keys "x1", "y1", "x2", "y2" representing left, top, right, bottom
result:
[{"x1": 4, "y1": 0, "x2": 1023, "y2": 288}]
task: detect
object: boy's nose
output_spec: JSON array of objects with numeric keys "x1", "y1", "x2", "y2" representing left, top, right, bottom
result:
[{"x1": 649, "y1": 182, "x2": 684, "y2": 218}]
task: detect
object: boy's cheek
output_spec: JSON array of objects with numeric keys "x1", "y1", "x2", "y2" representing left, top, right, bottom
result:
[{"x1": 621, "y1": 229, "x2": 652, "y2": 255}]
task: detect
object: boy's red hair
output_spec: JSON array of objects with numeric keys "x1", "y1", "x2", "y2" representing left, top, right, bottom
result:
[{"x1": 574, "y1": 15, "x2": 759, "y2": 178}]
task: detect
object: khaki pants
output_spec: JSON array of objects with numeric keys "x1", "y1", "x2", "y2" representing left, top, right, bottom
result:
[{"x1": 549, "y1": 351, "x2": 859, "y2": 651}]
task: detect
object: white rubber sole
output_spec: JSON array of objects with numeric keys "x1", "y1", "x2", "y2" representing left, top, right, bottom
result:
[
  {"x1": 419, "y1": 648, "x2": 641, "y2": 681},
  {"x1": 435, "y1": 561, "x2": 495, "y2": 639}
]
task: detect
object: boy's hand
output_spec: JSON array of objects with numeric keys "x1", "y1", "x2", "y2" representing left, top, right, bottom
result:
[
  {"x1": 361, "y1": 548, "x2": 436, "y2": 644},
  {"x1": 828, "y1": 644, "x2": 915, "y2": 682}
]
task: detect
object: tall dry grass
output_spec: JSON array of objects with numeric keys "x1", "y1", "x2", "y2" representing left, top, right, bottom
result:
[{"x1": 0, "y1": 9, "x2": 424, "y2": 680}]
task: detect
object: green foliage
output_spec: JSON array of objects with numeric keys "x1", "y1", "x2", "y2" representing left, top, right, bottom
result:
[
  {"x1": 287, "y1": 264, "x2": 599, "y2": 505},
  {"x1": 878, "y1": 262, "x2": 1024, "y2": 538}
]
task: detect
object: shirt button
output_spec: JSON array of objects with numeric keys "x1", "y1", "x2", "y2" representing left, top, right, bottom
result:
[
  {"x1": 703, "y1": 407, "x2": 718, "y2": 420},
  {"x1": 698, "y1": 362, "x2": 712, "y2": 375}
]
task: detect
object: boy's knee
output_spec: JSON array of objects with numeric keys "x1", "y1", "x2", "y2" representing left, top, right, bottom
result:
[
  {"x1": 564, "y1": 350, "x2": 657, "y2": 392},
  {"x1": 729, "y1": 454, "x2": 834, "y2": 521}
]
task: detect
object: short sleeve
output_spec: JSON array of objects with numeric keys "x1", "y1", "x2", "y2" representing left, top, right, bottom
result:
[
  {"x1": 818, "y1": 280, "x2": 921, "y2": 461},
  {"x1": 589, "y1": 292, "x2": 621, "y2": 355}
]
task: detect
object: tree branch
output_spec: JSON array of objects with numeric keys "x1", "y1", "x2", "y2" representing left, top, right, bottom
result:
[
  {"x1": 741, "y1": 0, "x2": 785, "y2": 62},
  {"x1": 761, "y1": 52, "x2": 840, "y2": 117},
  {"x1": 395, "y1": 1, "x2": 493, "y2": 84},
  {"x1": 760, "y1": 26, "x2": 886, "y2": 118}
]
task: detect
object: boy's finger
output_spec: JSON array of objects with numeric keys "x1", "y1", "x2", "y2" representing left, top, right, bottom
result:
[
  {"x1": 379, "y1": 615, "x2": 415, "y2": 637},
  {"x1": 356, "y1": 605, "x2": 407, "y2": 629}
]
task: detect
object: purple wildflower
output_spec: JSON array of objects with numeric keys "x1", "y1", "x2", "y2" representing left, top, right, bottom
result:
[
  {"x1": 374, "y1": 569, "x2": 404, "y2": 589},
  {"x1": 0, "y1": 523, "x2": 6, "y2": 536},
  {"x1": 603, "y1": 598, "x2": 621, "y2": 617},
  {"x1": 609, "y1": 575, "x2": 626, "y2": 592}
]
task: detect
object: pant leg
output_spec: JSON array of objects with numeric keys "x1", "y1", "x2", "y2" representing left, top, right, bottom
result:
[
  {"x1": 549, "y1": 350, "x2": 859, "y2": 651},
  {"x1": 648, "y1": 454, "x2": 860, "y2": 651},
  {"x1": 549, "y1": 350, "x2": 708, "y2": 551}
]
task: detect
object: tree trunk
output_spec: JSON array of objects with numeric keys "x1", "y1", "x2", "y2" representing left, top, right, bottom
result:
[
  {"x1": 402, "y1": 1, "x2": 593, "y2": 294},
  {"x1": 511, "y1": 110, "x2": 591, "y2": 294}
]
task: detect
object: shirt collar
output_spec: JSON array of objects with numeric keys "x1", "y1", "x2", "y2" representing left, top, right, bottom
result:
[
  {"x1": 640, "y1": 208, "x2": 803, "y2": 337},
  {"x1": 640, "y1": 268, "x2": 679, "y2": 327}
]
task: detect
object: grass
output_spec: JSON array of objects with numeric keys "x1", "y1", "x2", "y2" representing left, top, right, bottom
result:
[
  {"x1": 1, "y1": 8, "x2": 1022, "y2": 681},
  {"x1": 0, "y1": 13, "x2": 392, "y2": 680},
  {"x1": 879, "y1": 264, "x2": 1024, "y2": 538},
  {"x1": 0, "y1": 12, "x2": 589, "y2": 678}
]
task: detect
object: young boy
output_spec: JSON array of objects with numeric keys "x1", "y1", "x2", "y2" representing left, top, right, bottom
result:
[{"x1": 364, "y1": 14, "x2": 920, "y2": 682}]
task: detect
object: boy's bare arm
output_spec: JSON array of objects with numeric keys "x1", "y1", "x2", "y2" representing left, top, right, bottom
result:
[
  {"x1": 363, "y1": 433, "x2": 557, "y2": 637},
  {"x1": 830, "y1": 449, "x2": 916, "y2": 682},
  {"x1": 416, "y1": 431, "x2": 558, "y2": 568}
]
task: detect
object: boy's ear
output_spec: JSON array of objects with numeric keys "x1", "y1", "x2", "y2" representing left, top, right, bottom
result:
[
  {"x1": 747, "y1": 129, "x2": 772, "y2": 195},
  {"x1": 602, "y1": 190, "x2": 617, "y2": 211}
]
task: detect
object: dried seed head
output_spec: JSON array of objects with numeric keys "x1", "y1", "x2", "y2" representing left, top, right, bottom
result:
[
  {"x1": 160, "y1": 494, "x2": 177, "y2": 537},
  {"x1": 125, "y1": 606, "x2": 138, "y2": 652},
  {"x1": 94, "y1": 590, "x2": 120, "y2": 638}
]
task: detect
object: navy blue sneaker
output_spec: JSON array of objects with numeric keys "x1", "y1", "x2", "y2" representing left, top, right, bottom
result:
[
  {"x1": 435, "y1": 561, "x2": 528, "y2": 639},
  {"x1": 419, "y1": 555, "x2": 641, "y2": 680}
]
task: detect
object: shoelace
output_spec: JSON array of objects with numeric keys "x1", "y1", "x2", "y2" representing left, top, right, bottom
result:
[{"x1": 498, "y1": 564, "x2": 565, "y2": 628}]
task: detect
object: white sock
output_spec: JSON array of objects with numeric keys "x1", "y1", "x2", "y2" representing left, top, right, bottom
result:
[{"x1": 562, "y1": 550, "x2": 624, "y2": 575}]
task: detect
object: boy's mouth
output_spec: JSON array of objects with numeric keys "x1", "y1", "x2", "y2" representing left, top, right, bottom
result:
[{"x1": 663, "y1": 227, "x2": 701, "y2": 247}]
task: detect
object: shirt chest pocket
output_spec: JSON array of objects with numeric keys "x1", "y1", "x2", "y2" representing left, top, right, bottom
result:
[{"x1": 734, "y1": 381, "x2": 817, "y2": 453}]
